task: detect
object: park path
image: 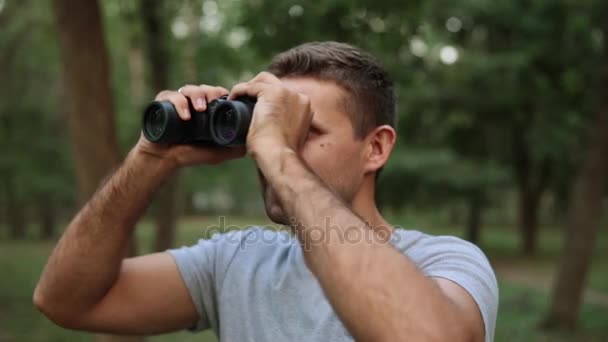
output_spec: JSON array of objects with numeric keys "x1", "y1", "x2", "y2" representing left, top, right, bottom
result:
[{"x1": 493, "y1": 260, "x2": 608, "y2": 308}]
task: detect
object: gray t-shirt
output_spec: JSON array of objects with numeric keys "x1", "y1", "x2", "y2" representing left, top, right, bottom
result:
[{"x1": 168, "y1": 227, "x2": 498, "y2": 342}]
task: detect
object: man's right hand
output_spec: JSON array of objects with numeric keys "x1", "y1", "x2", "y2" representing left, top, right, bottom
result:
[{"x1": 135, "y1": 84, "x2": 246, "y2": 168}]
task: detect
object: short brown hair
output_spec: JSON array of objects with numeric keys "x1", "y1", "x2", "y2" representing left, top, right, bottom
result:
[{"x1": 267, "y1": 41, "x2": 396, "y2": 138}]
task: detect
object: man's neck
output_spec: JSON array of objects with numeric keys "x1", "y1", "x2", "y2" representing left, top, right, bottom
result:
[{"x1": 350, "y1": 177, "x2": 394, "y2": 241}]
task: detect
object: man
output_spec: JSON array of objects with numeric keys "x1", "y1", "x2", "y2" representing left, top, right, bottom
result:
[{"x1": 34, "y1": 41, "x2": 498, "y2": 341}]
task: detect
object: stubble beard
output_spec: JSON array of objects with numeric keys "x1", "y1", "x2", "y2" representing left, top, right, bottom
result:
[{"x1": 259, "y1": 173, "x2": 358, "y2": 227}]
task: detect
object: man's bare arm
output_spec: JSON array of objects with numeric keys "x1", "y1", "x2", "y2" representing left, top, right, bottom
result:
[
  {"x1": 34, "y1": 86, "x2": 244, "y2": 334},
  {"x1": 256, "y1": 147, "x2": 484, "y2": 342},
  {"x1": 33, "y1": 148, "x2": 200, "y2": 333}
]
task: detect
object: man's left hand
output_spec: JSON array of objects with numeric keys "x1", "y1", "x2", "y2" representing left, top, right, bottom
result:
[{"x1": 229, "y1": 72, "x2": 313, "y2": 160}]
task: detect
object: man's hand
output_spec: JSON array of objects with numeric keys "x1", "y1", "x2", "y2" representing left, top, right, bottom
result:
[
  {"x1": 136, "y1": 84, "x2": 246, "y2": 168},
  {"x1": 228, "y1": 72, "x2": 313, "y2": 159}
]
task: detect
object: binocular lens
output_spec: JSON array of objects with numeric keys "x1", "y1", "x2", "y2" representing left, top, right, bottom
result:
[
  {"x1": 144, "y1": 106, "x2": 168, "y2": 141},
  {"x1": 216, "y1": 109, "x2": 238, "y2": 142},
  {"x1": 142, "y1": 96, "x2": 254, "y2": 146}
]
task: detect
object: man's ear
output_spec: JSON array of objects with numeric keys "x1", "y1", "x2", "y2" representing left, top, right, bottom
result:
[{"x1": 363, "y1": 125, "x2": 396, "y2": 174}]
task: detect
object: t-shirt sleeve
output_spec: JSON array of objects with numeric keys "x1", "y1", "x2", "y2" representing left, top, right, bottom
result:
[
  {"x1": 167, "y1": 229, "x2": 249, "y2": 332},
  {"x1": 409, "y1": 235, "x2": 499, "y2": 342}
]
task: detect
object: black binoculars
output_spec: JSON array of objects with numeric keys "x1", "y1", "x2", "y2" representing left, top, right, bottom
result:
[{"x1": 142, "y1": 96, "x2": 256, "y2": 147}]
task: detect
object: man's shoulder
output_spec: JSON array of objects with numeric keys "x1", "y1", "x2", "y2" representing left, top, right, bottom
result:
[
  {"x1": 390, "y1": 228, "x2": 494, "y2": 275},
  {"x1": 391, "y1": 228, "x2": 499, "y2": 342},
  {"x1": 391, "y1": 228, "x2": 486, "y2": 256},
  {"x1": 214, "y1": 226, "x2": 294, "y2": 243},
  {"x1": 169, "y1": 226, "x2": 294, "y2": 263},
  {"x1": 204, "y1": 226, "x2": 296, "y2": 253},
  {"x1": 216, "y1": 227, "x2": 486, "y2": 257}
]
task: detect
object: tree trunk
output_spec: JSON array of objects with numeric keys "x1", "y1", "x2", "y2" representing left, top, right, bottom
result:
[
  {"x1": 513, "y1": 133, "x2": 550, "y2": 255},
  {"x1": 154, "y1": 176, "x2": 180, "y2": 251},
  {"x1": 140, "y1": 0, "x2": 180, "y2": 252},
  {"x1": 52, "y1": 0, "x2": 141, "y2": 340},
  {"x1": 37, "y1": 193, "x2": 56, "y2": 240},
  {"x1": 183, "y1": 190, "x2": 197, "y2": 216},
  {"x1": 127, "y1": 43, "x2": 146, "y2": 107},
  {"x1": 1, "y1": 86, "x2": 26, "y2": 239},
  {"x1": 121, "y1": 2, "x2": 146, "y2": 107},
  {"x1": 5, "y1": 173, "x2": 26, "y2": 239},
  {"x1": 465, "y1": 190, "x2": 483, "y2": 245},
  {"x1": 52, "y1": 0, "x2": 121, "y2": 202},
  {"x1": 182, "y1": 0, "x2": 201, "y2": 84},
  {"x1": 518, "y1": 185, "x2": 540, "y2": 255},
  {"x1": 543, "y1": 78, "x2": 608, "y2": 330}
]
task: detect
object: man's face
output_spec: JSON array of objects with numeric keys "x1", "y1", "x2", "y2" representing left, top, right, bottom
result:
[{"x1": 259, "y1": 77, "x2": 367, "y2": 225}]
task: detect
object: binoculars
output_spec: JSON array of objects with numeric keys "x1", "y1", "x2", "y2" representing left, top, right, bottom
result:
[{"x1": 142, "y1": 96, "x2": 256, "y2": 147}]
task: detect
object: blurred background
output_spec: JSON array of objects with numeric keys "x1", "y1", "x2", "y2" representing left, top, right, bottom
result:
[{"x1": 0, "y1": 0, "x2": 607, "y2": 341}]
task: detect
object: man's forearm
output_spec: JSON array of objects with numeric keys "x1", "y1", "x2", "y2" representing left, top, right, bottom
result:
[
  {"x1": 257, "y1": 148, "x2": 465, "y2": 341},
  {"x1": 34, "y1": 148, "x2": 176, "y2": 319}
]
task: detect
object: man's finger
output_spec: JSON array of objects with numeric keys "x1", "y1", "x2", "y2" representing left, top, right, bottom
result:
[
  {"x1": 229, "y1": 81, "x2": 276, "y2": 101},
  {"x1": 250, "y1": 71, "x2": 281, "y2": 85},
  {"x1": 208, "y1": 86, "x2": 230, "y2": 100},
  {"x1": 155, "y1": 91, "x2": 190, "y2": 120},
  {"x1": 177, "y1": 85, "x2": 206, "y2": 111},
  {"x1": 178, "y1": 85, "x2": 229, "y2": 112}
]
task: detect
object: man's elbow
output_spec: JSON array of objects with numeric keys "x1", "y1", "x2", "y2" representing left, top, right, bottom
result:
[
  {"x1": 33, "y1": 287, "x2": 82, "y2": 330},
  {"x1": 393, "y1": 319, "x2": 475, "y2": 342},
  {"x1": 434, "y1": 319, "x2": 478, "y2": 342}
]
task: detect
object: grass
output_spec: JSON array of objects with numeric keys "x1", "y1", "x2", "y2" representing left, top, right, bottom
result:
[
  {"x1": 495, "y1": 282, "x2": 608, "y2": 342},
  {"x1": 0, "y1": 216, "x2": 606, "y2": 341}
]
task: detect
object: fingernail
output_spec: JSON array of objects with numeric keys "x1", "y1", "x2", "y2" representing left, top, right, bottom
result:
[
  {"x1": 196, "y1": 98, "x2": 205, "y2": 108},
  {"x1": 184, "y1": 108, "x2": 191, "y2": 119}
]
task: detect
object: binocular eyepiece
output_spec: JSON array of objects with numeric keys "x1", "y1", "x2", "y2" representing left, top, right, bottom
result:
[{"x1": 142, "y1": 95, "x2": 256, "y2": 147}]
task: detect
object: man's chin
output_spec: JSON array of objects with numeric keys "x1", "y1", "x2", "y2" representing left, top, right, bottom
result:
[{"x1": 265, "y1": 204, "x2": 289, "y2": 226}]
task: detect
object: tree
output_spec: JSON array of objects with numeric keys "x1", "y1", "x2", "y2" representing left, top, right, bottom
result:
[
  {"x1": 543, "y1": 74, "x2": 608, "y2": 330},
  {"x1": 52, "y1": 0, "x2": 120, "y2": 201},
  {"x1": 543, "y1": 3, "x2": 608, "y2": 327},
  {"x1": 53, "y1": 0, "x2": 141, "y2": 340},
  {"x1": 139, "y1": 0, "x2": 181, "y2": 252},
  {"x1": 0, "y1": 0, "x2": 28, "y2": 239},
  {"x1": 0, "y1": 0, "x2": 71, "y2": 240},
  {"x1": 119, "y1": 1, "x2": 146, "y2": 107},
  {"x1": 406, "y1": 0, "x2": 600, "y2": 254}
]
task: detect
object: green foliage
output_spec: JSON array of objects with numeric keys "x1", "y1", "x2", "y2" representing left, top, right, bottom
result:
[
  {"x1": 497, "y1": 282, "x2": 608, "y2": 341},
  {"x1": 0, "y1": 0, "x2": 74, "y2": 208},
  {"x1": 227, "y1": 0, "x2": 604, "y2": 222},
  {"x1": 0, "y1": 0, "x2": 604, "y2": 231},
  {"x1": 378, "y1": 147, "x2": 509, "y2": 211}
]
